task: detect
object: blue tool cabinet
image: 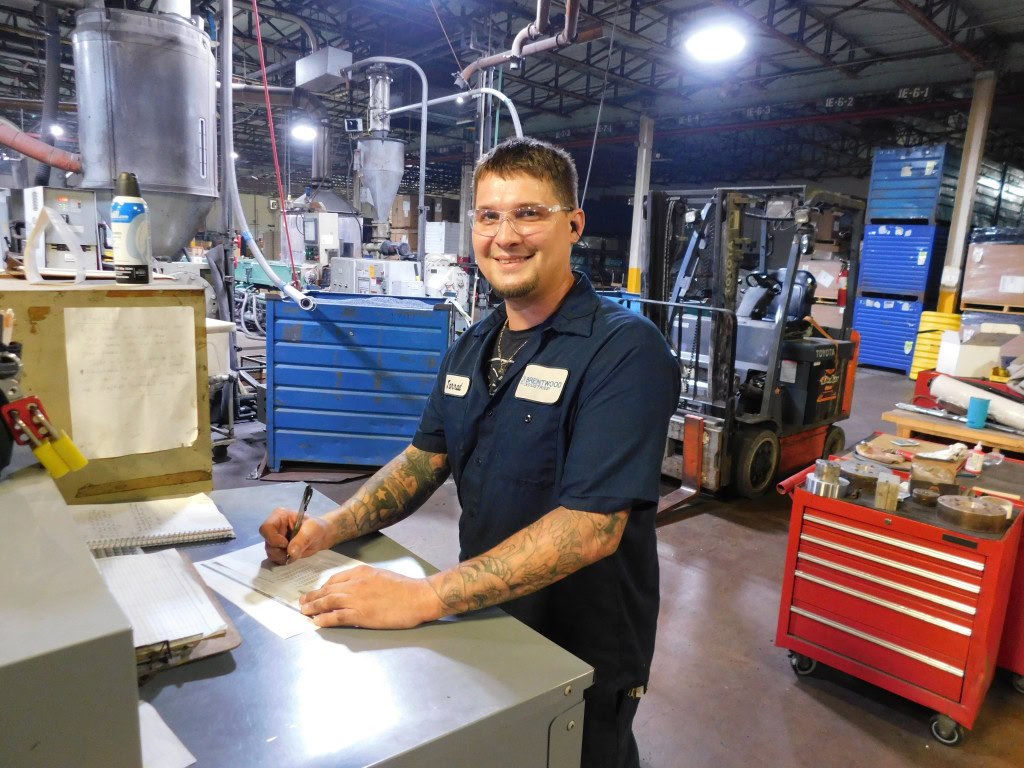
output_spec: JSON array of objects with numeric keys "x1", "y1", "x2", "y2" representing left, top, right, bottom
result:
[
  {"x1": 858, "y1": 223, "x2": 948, "y2": 301},
  {"x1": 266, "y1": 292, "x2": 453, "y2": 470},
  {"x1": 866, "y1": 145, "x2": 956, "y2": 224},
  {"x1": 852, "y1": 297, "x2": 923, "y2": 374}
]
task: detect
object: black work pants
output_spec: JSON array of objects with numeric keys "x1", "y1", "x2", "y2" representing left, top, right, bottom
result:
[{"x1": 580, "y1": 685, "x2": 642, "y2": 768}]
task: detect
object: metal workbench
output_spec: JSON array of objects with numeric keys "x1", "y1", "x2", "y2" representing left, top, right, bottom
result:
[{"x1": 141, "y1": 483, "x2": 594, "y2": 767}]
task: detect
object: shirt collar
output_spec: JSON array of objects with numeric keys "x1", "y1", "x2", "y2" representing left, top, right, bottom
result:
[{"x1": 472, "y1": 271, "x2": 600, "y2": 338}]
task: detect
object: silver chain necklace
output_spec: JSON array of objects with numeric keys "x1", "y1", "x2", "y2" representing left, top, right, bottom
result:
[{"x1": 489, "y1": 318, "x2": 530, "y2": 395}]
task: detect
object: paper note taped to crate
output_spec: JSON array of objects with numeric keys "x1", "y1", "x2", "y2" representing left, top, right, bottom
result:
[{"x1": 65, "y1": 306, "x2": 199, "y2": 459}]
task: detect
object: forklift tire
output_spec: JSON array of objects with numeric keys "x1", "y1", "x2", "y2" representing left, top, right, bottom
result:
[
  {"x1": 734, "y1": 428, "x2": 781, "y2": 498},
  {"x1": 822, "y1": 425, "x2": 846, "y2": 460}
]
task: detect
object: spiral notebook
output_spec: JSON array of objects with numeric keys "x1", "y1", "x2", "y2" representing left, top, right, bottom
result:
[{"x1": 72, "y1": 493, "x2": 235, "y2": 550}]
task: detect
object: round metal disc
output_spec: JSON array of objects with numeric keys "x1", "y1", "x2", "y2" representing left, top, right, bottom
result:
[
  {"x1": 936, "y1": 496, "x2": 1012, "y2": 533},
  {"x1": 839, "y1": 460, "x2": 883, "y2": 492}
]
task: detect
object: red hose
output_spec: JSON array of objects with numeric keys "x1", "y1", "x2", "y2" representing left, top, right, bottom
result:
[
  {"x1": 251, "y1": 0, "x2": 298, "y2": 288},
  {"x1": 0, "y1": 123, "x2": 82, "y2": 173},
  {"x1": 777, "y1": 465, "x2": 815, "y2": 497}
]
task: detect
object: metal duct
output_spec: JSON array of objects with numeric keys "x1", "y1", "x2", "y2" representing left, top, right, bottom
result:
[{"x1": 357, "y1": 137, "x2": 404, "y2": 224}]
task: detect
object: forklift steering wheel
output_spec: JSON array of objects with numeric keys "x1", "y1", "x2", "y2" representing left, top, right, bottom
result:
[{"x1": 745, "y1": 273, "x2": 782, "y2": 295}]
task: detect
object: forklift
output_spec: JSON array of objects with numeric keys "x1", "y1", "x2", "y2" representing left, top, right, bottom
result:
[{"x1": 635, "y1": 187, "x2": 865, "y2": 509}]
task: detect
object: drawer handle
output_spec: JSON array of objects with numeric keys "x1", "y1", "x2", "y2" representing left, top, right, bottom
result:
[
  {"x1": 795, "y1": 570, "x2": 972, "y2": 636},
  {"x1": 801, "y1": 534, "x2": 981, "y2": 595},
  {"x1": 804, "y1": 514, "x2": 985, "y2": 572},
  {"x1": 790, "y1": 606, "x2": 965, "y2": 678},
  {"x1": 797, "y1": 552, "x2": 976, "y2": 615}
]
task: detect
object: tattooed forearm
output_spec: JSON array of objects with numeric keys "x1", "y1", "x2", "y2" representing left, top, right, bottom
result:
[
  {"x1": 325, "y1": 446, "x2": 450, "y2": 545},
  {"x1": 427, "y1": 506, "x2": 629, "y2": 615}
]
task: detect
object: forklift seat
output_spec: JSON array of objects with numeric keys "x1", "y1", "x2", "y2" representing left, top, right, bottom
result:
[{"x1": 766, "y1": 268, "x2": 817, "y2": 323}]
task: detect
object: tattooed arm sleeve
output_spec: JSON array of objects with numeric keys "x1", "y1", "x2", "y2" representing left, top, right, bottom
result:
[
  {"x1": 323, "y1": 445, "x2": 451, "y2": 546},
  {"x1": 426, "y1": 506, "x2": 630, "y2": 615}
]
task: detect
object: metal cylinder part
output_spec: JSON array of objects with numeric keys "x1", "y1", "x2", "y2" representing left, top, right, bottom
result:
[
  {"x1": 937, "y1": 495, "x2": 1014, "y2": 533},
  {"x1": 839, "y1": 460, "x2": 883, "y2": 493},
  {"x1": 72, "y1": 8, "x2": 217, "y2": 257},
  {"x1": 804, "y1": 475, "x2": 849, "y2": 499},
  {"x1": 367, "y1": 65, "x2": 392, "y2": 134},
  {"x1": 814, "y1": 459, "x2": 841, "y2": 484}
]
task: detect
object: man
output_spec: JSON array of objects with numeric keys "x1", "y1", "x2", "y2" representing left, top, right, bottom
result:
[{"x1": 260, "y1": 137, "x2": 680, "y2": 767}]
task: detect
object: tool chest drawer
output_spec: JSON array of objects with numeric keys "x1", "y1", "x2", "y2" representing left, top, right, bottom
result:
[{"x1": 776, "y1": 485, "x2": 1022, "y2": 731}]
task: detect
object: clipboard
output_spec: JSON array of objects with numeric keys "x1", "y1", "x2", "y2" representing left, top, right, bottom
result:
[{"x1": 135, "y1": 550, "x2": 241, "y2": 680}]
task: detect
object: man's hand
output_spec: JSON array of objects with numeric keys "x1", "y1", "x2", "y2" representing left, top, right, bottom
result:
[
  {"x1": 299, "y1": 565, "x2": 449, "y2": 629},
  {"x1": 259, "y1": 507, "x2": 334, "y2": 564}
]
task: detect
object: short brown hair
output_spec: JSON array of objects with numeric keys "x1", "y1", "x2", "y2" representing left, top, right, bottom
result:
[{"x1": 474, "y1": 137, "x2": 579, "y2": 209}]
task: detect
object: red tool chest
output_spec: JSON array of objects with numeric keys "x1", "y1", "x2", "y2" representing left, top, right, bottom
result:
[{"x1": 775, "y1": 476, "x2": 1022, "y2": 745}]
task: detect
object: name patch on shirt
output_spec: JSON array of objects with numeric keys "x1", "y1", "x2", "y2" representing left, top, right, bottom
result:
[
  {"x1": 444, "y1": 374, "x2": 471, "y2": 398},
  {"x1": 515, "y1": 365, "x2": 569, "y2": 404}
]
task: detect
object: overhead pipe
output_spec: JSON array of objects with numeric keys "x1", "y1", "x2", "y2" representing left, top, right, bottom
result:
[
  {"x1": 256, "y1": 6, "x2": 319, "y2": 52},
  {"x1": 0, "y1": 121, "x2": 81, "y2": 173},
  {"x1": 386, "y1": 87, "x2": 524, "y2": 138},
  {"x1": 459, "y1": 16, "x2": 601, "y2": 86},
  {"x1": 222, "y1": 0, "x2": 313, "y2": 310},
  {"x1": 346, "y1": 56, "x2": 428, "y2": 266},
  {"x1": 510, "y1": 0, "x2": 552, "y2": 61}
]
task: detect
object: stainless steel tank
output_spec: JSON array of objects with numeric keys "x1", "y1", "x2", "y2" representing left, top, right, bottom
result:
[
  {"x1": 357, "y1": 137, "x2": 405, "y2": 223},
  {"x1": 72, "y1": 8, "x2": 217, "y2": 258}
]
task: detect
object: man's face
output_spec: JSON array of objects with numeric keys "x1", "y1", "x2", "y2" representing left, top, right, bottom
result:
[{"x1": 472, "y1": 172, "x2": 582, "y2": 300}]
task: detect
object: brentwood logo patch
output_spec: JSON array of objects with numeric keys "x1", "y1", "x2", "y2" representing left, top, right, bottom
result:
[
  {"x1": 444, "y1": 374, "x2": 471, "y2": 397},
  {"x1": 515, "y1": 365, "x2": 569, "y2": 404}
]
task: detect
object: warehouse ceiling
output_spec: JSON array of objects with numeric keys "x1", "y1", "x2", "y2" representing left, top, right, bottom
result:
[{"x1": 0, "y1": 1, "x2": 1022, "y2": 196}]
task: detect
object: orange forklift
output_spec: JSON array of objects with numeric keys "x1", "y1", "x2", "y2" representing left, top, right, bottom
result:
[{"x1": 633, "y1": 187, "x2": 865, "y2": 511}]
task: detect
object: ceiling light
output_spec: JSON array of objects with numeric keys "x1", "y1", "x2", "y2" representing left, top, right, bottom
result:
[
  {"x1": 48, "y1": 124, "x2": 64, "y2": 137},
  {"x1": 456, "y1": 95, "x2": 465, "y2": 104},
  {"x1": 291, "y1": 123, "x2": 317, "y2": 142},
  {"x1": 685, "y1": 25, "x2": 746, "y2": 63},
  {"x1": 231, "y1": 151, "x2": 239, "y2": 159}
]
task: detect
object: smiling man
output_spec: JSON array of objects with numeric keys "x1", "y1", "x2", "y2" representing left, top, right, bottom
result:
[{"x1": 259, "y1": 137, "x2": 680, "y2": 768}]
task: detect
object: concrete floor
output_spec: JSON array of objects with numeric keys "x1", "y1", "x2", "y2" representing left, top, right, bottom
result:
[{"x1": 214, "y1": 367, "x2": 1024, "y2": 767}]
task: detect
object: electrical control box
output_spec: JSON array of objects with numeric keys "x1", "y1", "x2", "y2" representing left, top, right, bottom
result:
[
  {"x1": 328, "y1": 256, "x2": 423, "y2": 297},
  {"x1": 23, "y1": 186, "x2": 102, "y2": 270}
]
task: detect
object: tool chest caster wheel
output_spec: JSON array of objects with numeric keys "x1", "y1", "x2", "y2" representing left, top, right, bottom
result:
[
  {"x1": 929, "y1": 714, "x2": 965, "y2": 746},
  {"x1": 1013, "y1": 674, "x2": 1024, "y2": 695},
  {"x1": 788, "y1": 652, "x2": 817, "y2": 677}
]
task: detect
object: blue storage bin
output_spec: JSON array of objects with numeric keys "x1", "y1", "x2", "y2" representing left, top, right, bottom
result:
[
  {"x1": 867, "y1": 145, "x2": 957, "y2": 224},
  {"x1": 266, "y1": 292, "x2": 453, "y2": 470},
  {"x1": 852, "y1": 297, "x2": 923, "y2": 374},
  {"x1": 858, "y1": 223, "x2": 948, "y2": 300}
]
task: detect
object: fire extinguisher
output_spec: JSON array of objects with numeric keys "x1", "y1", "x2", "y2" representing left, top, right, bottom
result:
[{"x1": 837, "y1": 261, "x2": 849, "y2": 307}]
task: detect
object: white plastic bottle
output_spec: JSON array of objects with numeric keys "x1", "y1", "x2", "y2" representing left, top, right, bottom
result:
[
  {"x1": 965, "y1": 442, "x2": 985, "y2": 475},
  {"x1": 111, "y1": 171, "x2": 152, "y2": 284}
]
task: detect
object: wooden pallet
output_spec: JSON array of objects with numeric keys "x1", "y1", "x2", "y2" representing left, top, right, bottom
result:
[
  {"x1": 961, "y1": 300, "x2": 1024, "y2": 316},
  {"x1": 881, "y1": 409, "x2": 1024, "y2": 456}
]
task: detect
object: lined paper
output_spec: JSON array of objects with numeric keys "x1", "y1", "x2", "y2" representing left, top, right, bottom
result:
[
  {"x1": 96, "y1": 549, "x2": 226, "y2": 648},
  {"x1": 72, "y1": 493, "x2": 234, "y2": 550}
]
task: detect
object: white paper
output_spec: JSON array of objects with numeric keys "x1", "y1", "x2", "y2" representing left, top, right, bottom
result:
[
  {"x1": 138, "y1": 701, "x2": 196, "y2": 768},
  {"x1": 999, "y1": 275, "x2": 1024, "y2": 294},
  {"x1": 196, "y1": 544, "x2": 428, "y2": 639},
  {"x1": 917, "y1": 250, "x2": 928, "y2": 266},
  {"x1": 815, "y1": 270, "x2": 835, "y2": 288},
  {"x1": 779, "y1": 360, "x2": 797, "y2": 384},
  {"x1": 96, "y1": 549, "x2": 225, "y2": 648},
  {"x1": 64, "y1": 306, "x2": 199, "y2": 459}
]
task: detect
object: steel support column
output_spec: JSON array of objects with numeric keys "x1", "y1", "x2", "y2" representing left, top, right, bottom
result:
[
  {"x1": 939, "y1": 70, "x2": 996, "y2": 312},
  {"x1": 627, "y1": 114, "x2": 654, "y2": 295}
]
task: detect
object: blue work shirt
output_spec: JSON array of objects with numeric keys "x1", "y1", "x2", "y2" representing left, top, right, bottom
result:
[{"x1": 413, "y1": 273, "x2": 680, "y2": 689}]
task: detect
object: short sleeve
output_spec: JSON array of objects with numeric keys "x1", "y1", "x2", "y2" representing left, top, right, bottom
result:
[
  {"x1": 411, "y1": 346, "x2": 453, "y2": 454},
  {"x1": 558, "y1": 323, "x2": 680, "y2": 513}
]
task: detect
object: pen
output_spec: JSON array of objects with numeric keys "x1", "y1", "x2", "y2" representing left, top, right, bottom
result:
[{"x1": 285, "y1": 485, "x2": 313, "y2": 564}]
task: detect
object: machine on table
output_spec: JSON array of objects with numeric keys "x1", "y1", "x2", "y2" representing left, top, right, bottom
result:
[
  {"x1": 640, "y1": 187, "x2": 865, "y2": 506},
  {"x1": 775, "y1": 435, "x2": 1024, "y2": 746}
]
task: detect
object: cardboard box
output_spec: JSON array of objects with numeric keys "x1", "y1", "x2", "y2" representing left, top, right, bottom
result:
[
  {"x1": 799, "y1": 259, "x2": 845, "y2": 301},
  {"x1": 962, "y1": 243, "x2": 1024, "y2": 307},
  {"x1": 811, "y1": 209, "x2": 841, "y2": 241},
  {"x1": 390, "y1": 194, "x2": 416, "y2": 228},
  {"x1": 391, "y1": 226, "x2": 418, "y2": 252},
  {"x1": 811, "y1": 302, "x2": 845, "y2": 329},
  {"x1": 430, "y1": 197, "x2": 460, "y2": 223},
  {"x1": 936, "y1": 329, "x2": 1020, "y2": 378}
]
